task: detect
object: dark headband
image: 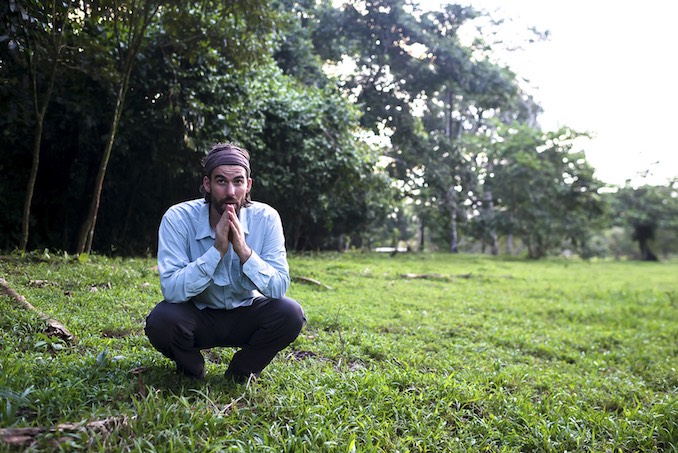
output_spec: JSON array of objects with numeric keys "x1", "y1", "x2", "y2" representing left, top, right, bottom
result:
[{"x1": 202, "y1": 144, "x2": 251, "y2": 177}]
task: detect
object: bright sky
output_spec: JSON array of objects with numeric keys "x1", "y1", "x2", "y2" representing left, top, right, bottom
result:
[{"x1": 418, "y1": 0, "x2": 678, "y2": 187}]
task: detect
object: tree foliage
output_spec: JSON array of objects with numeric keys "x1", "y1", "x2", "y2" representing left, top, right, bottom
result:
[
  {"x1": 490, "y1": 125, "x2": 605, "y2": 258},
  {"x1": 248, "y1": 65, "x2": 394, "y2": 250},
  {"x1": 309, "y1": 0, "x2": 546, "y2": 253},
  {"x1": 0, "y1": 0, "x2": 392, "y2": 253},
  {"x1": 609, "y1": 181, "x2": 678, "y2": 260}
]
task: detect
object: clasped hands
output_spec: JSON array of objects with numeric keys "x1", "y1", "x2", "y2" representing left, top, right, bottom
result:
[{"x1": 214, "y1": 204, "x2": 252, "y2": 263}]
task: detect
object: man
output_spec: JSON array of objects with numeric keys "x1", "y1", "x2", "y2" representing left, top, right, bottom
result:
[{"x1": 145, "y1": 142, "x2": 305, "y2": 383}]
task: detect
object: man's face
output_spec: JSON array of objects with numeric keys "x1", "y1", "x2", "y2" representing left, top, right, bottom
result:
[{"x1": 203, "y1": 165, "x2": 252, "y2": 215}]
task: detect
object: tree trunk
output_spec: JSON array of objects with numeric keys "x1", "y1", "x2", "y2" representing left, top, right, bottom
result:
[
  {"x1": 21, "y1": 68, "x2": 57, "y2": 250},
  {"x1": 483, "y1": 160, "x2": 498, "y2": 255},
  {"x1": 20, "y1": 119, "x2": 44, "y2": 251},
  {"x1": 632, "y1": 224, "x2": 658, "y2": 261},
  {"x1": 19, "y1": 2, "x2": 66, "y2": 251},
  {"x1": 449, "y1": 208, "x2": 458, "y2": 253},
  {"x1": 447, "y1": 187, "x2": 459, "y2": 253},
  {"x1": 338, "y1": 234, "x2": 348, "y2": 251},
  {"x1": 418, "y1": 216, "x2": 425, "y2": 252},
  {"x1": 74, "y1": 3, "x2": 159, "y2": 254},
  {"x1": 445, "y1": 87, "x2": 460, "y2": 254},
  {"x1": 75, "y1": 73, "x2": 130, "y2": 255},
  {"x1": 638, "y1": 237, "x2": 658, "y2": 261}
]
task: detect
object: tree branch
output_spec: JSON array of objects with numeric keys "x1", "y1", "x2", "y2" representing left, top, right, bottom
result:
[
  {"x1": 0, "y1": 278, "x2": 75, "y2": 342},
  {"x1": 0, "y1": 416, "x2": 129, "y2": 449}
]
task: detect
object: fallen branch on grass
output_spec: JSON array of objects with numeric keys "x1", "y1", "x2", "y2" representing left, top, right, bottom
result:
[
  {"x1": 0, "y1": 277, "x2": 75, "y2": 342},
  {"x1": 400, "y1": 273, "x2": 453, "y2": 280},
  {"x1": 400, "y1": 273, "x2": 513, "y2": 280},
  {"x1": 0, "y1": 416, "x2": 129, "y2": 448},
  {"x1": 292, "y1": 276, "x2": 332, "y2": 290}
]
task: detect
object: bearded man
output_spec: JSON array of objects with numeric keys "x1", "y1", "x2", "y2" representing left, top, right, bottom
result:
[{"x1": 145, "y1": 142, "x2": 305, "y2": 383}]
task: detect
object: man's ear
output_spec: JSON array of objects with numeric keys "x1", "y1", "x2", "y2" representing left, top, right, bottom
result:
[{"x1": 202, "y1": 175, "x2": 211, "y2": 194}]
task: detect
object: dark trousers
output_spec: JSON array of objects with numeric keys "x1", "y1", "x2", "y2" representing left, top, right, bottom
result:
[{"x1": 145, "y1": 297, "x2": 305, "y2": 379}]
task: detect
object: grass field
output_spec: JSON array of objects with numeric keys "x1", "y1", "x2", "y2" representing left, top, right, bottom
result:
[{"x1": 1, "y1": 252, "x2": 676, "y2": 452}]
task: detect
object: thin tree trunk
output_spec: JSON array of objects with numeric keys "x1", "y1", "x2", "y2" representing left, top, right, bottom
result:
[
  {"x1": 338, "y1": 234, "x2": 348, "y2": 251},
  {"x1": 483, "y1": 159, "x2": 498, "y2": 255},
  {"x1": 445, "y1": 87, "x2": 459, "y2": 253},
  {"x1": 21, "y1": 69, "x2": 57, "y2": 250},
  {"x1": 19, "y1": 2, "x2": 67, "y2": 251},
  {"x1": 20, "y1": 120, "x2": 44, "y2": 251},
  {"x1": 418, "y1": 216, "x2": 425, "y2": 252},
  {"x1": 74, "y1": 2, "x2": 160, "y2": 255},
  {"x1": 76, "y1": 73, "x2": 130, "y2": 255},
  {"x1": 449, "y1": 207, "x2": 458, "y2": 253},
  {"x1": 447, "y1": 187, "x2": 458, "y2": 253}
]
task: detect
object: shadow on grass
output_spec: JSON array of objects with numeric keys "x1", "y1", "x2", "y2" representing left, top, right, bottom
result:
[{"x1": 132, "y1": 363, "x2": 250, "y2": 396}]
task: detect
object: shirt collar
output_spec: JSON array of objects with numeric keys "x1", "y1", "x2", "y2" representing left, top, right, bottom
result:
[{"x1": 196, "y1": 202, "x2": 213, "y2": 240}]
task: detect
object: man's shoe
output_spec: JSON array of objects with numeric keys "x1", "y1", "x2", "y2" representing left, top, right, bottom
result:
[
  {"x1": 224, "y1": 370, "x2": 254, "y2": 384},
  {"x1": 177, "y1": 366, "x2": 205, "y2": 381}
]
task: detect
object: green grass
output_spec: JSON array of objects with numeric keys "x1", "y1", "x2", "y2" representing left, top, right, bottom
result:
[{"x1": 1, "y1": 252, "x2": 676, "y2": 452}]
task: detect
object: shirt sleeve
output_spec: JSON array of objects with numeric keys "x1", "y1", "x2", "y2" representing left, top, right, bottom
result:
[
  {"x1": 157, "y1": 212, "x2": 221, "y2": 303},
  {"x1": 240, "y1": 209, "x2": 290, "y2": 299}
]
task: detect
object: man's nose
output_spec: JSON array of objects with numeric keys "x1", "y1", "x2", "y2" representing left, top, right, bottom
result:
[{"x1": 225, "y1": 183, "x2": 236, "y2": 196}]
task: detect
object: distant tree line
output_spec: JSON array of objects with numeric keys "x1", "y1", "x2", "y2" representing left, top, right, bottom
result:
[{"x1": 2, "y1": 0, "x2": 677, "y2": 259}]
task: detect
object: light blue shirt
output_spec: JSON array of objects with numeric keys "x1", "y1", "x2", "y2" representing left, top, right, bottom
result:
[{"x1": 157, "y1": 198, "x2": 290, "y2": 310}]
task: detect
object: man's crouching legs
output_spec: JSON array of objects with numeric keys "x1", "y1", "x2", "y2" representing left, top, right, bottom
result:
[
  {"x1": 145, "y1": 297, "x2": 305, "y2": 382},
  {"x1": 225, "y1": 297, "x2": 306, "y2": 381},
  {"x1": 145, "y1": 301, "x2": 206, "y2": 379}
]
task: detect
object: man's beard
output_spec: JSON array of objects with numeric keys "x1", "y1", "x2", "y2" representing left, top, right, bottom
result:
[{"x1": 209, "y1": 194, "x2": 242, "y2": 216}]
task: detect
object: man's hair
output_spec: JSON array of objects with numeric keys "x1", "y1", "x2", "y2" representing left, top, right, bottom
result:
[{"x1": 200, "y1": 142, "x2": 252, "y2": 207}]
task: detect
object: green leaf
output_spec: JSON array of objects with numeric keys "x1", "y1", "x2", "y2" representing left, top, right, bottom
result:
[{"x1": 96, "y1": 350, "x2": 108, "y2": 366}]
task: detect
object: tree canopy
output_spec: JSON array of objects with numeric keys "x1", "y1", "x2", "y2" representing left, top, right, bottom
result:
[{"x1": 1, "y1": 0, "x2": 675, "y2": 258}]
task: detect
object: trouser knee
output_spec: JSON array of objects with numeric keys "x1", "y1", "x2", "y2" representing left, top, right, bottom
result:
[
  {"x1": 276, "y1": 297, "x2": 306, "y2": 342},
  {"x1": 144, "y1": 301, "x2": 195, "y2": 354}
]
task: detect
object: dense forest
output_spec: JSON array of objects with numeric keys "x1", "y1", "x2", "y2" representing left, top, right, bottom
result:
[{"x1": 1, "y1": 0, "x2": 677, "y2": 259}]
